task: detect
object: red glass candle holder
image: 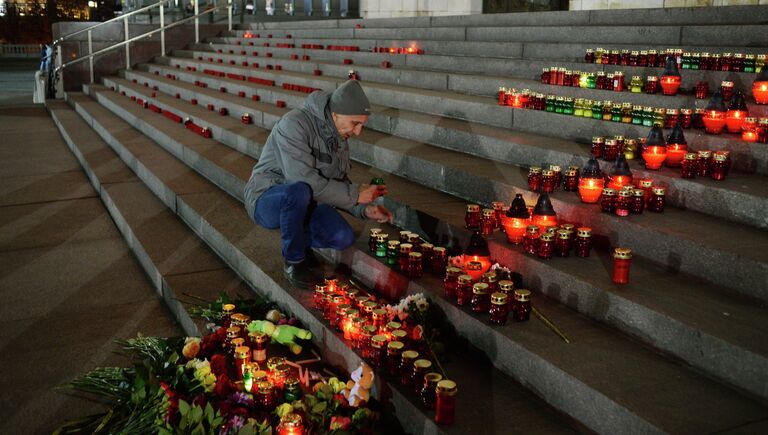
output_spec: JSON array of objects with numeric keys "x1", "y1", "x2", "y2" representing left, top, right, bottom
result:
[
  {"x1": 471, "y1": 283, "x2": 490, "y2": 313},
  {"x1": 681, "y1": 153, "x2": 697, "y2": 178},
  {"x1": 711, "y1": 153, "x2": 728, "y2": 181},
  {"x1": 465, "y1": 204, "x2": 481, "y2": 230},
  {"x1": 753, "y1": 80, "x2": 768, "y2": 104},
  {"x1": 665, "y1": 144, "x2": 687, "y2": 167},
  {"x1": 660, "y1": 76, "x2": 681, "y2": 96},
  {"x1": 725, "y1": 109, "x2": 748, "y2": 134},
  {"x1": 504, "y1": 217, "x2": 528, "y2": 244},
  {"x1": 702, "y1": 111, "x2": 726, "y2": 134},
  {"x1": 574, "y1": 228, "x2": 592, "y2": 257},
  {"x1": 512, "y1": 290, "x2": 532, "y2": 321},
  {"x1": 591, "y1": 136, "x2": 605, "y2": 159},
  {"x1": 528, "y1": 167, "x2": 542, "y2": 192},
  {"x1": 537, "y1": 233, "x2": 554, "y2": 260},
  {"x1": 600, "y1": 188, "x2": 616, "y2": 213},
  {"x1": 742, "y1": 117, "x2": 758, "y2": 142},
  {"x1": 578, "y1": 177, "x2": 604, "y2": 204},
  {"x1": 524, "y1": 225, "x2": 540, "y2": 255},
  {"x1": 612, "y1": 248, "x2": 632, "y2": 285},
  {"x1": 642, "y1": 145, "x2": 667, "y2": 170},
  {"x1": 721, "y1": 81, "x2": 734, "y2": 101},
  {"x1": 456, "y1": 274, "x2": 474, "y2": 306},
  {"x1": 694, "y1": 81, "x2": 709, "y2": 99},
  {"x1": 680, "y1": 108, "x2": 693, "y2": 129},
  {"x1": 444, "y1": 267, "x2": 461, "y2": 299},
  {"x1": 648, "y1": 187, "x2": 666, "y2": 212},
  {"x1": 435, "y1": 380, "x2": 457, "y2": 425},
  {"x1": 697, "y1": 151, "x2": 712, "y2": 177}
]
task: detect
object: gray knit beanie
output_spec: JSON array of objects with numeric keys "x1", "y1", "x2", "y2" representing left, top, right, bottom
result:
[{"x1": 330, "y1": 80, "x2": 371, "y2": 115}]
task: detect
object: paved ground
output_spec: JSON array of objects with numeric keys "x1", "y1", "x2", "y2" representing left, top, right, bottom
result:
[{"x1": 0, "y1": 62, "x2": 182, "y2": 434}]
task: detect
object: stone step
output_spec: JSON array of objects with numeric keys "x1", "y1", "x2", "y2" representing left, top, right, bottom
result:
[
  {"x1": 137, "y1": 62, "x2": 768, "y2": 233},
  {"x1": 227, "y1": 31, "x2": 768, "y2": 60},
  {"x1": 83, "y1": 81, "x2": 768, "y2": 433},
  {"x1": 210, "y1": 39, "x2": 764, "y2": 103},
  {"x1": 250, "y1": 6, "x2": 768, "y2": 29},
  {"x1": 69, "y1": 87, "x2": 582, "y2": 435},
  {"x1": 229, "y1": 23, "x2": 768, "y2": 47},
  {"x1": 46, "y1": 100, "x2": 247, "y2": 339},
  {"x1": 159, "y1": 54, "x2": 768, "y2": 177},
  {"x1": 96, "y1": 77, "x2": 768, "y2": 407}
]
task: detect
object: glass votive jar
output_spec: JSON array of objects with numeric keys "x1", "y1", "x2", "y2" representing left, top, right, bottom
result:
[
  {"x1": 432, "y1": 247, "x2": 447, "y2": 274},
  {"x1": 528, "y1": 166, "x2": 543, "y2": 192},
  {"x1": 408, "y1": 252, "x2": 423, "y2": 279},
  {"x1": 375, "y1": 233, "x2": 388, "y2": 258},
  {"x1": 480, "y1": 209, "x2": 496, "y2": 236},
  {"x1": 555, "y1": 229, "x2": 572, "y2": 257},
  {"x1": 408, "y1": 233, "x2": 422, "y2": 248},
  {"x1": 360, "y1": 325, "x2": 376, "y2": 359},
  {"x1": 574, "y1": 227, "x2": 592, "y2": 257},
  {"x1": 591, "y1": 136, "x2": 605, "y2": 159},
  {"x1": 489, "y1": 292, "x2": 510, "y2": 325},
  {"x1": 456, "y1": 274, "x2": 474, "y2": 306},
  {"x1": 444, "y1": 266, "x2": 461, "y2": 299},
  {"x1": 387, "y1": 341, "x2": 405, "y2": 376},
  {"x1": 644, "y1": 76, "x2": 658, "y2": 94},
  {"x1": 563, "y1": 168, "x2": 579, "y2": 191},
  {"x1": 435, "y1": 380, "x2": 458, "y2": 425},
  {"x1": 742, "y1": 117, "x2": 758, "y2": 143},
  {"x1": 537, "y1": 232, "x2": 555, "y2": 260},
  {"x1": 256, "y1": 381, "x2": 277, "y2": 411},
  {"x1": 512, "y1": 289, "x2": 532, "y2": 322},
  {"x1": 412, "y1": 359, "x2": 433, "y2": 394},
  {"x1": 465, "y1": 204, "x2": 481, "y2": 230},
  {"x1": 399, "y1": 230, "x2": 412, "y2": 243},
  {"x1": 603, "y1": 138, "x2": 620, "y2": 161},
  {"x1": 680, "y1": 108, "x2": 693, "y2": 129},
  {"x1": 681, "y1": 152, "x2": 698, "y2": 178},
  {"x1": 697, "y1": 150, "x2": 712, "y2": 177},
  {"x1": 615, "y1": 190, "x2": 631, "y2": 217},
  {"x1": 471, "y1": 283, "x2": 490, "y2": 313},
  {"x1": 612, "y1": 248, "x2": 632, "y2": 285},
  {"x1": 630, "y1": 189, "x2": 645, "y2": 214},
  {"x1": 600, "y1": 188, "x2": 617, "y2": 213},
  {"x1": 694, "y1": 81, "x2": 709, "y2": 99},
  {"x1": 710, "y1": 152, "x2": 728, "y2": 181},
  {"x1": 369, "y1": 335, "x2": 387, "y2": 367},
  {"x1": 314, "y1": 284, "x2": 328, "y2": 310},
  {"x1": 398, "y1": 243, "x2": 413, "y2": 271},
  {"x1": 400, "y1": 350, "x2": 420, "y2": 387},
  {"x1": 647, "y1": 187, "x2": 666, "y2": 213},
  {"x1": 541, "y1": 169, "x2": 556, "y2": 194},
  {"x1": 524, "y1": 225, "x2": 540, "y2": 255},
  {"x1": 387, "y1": 240, "x2": 401, "y2": 267},
  {"x1": 368, "y1": 228, "x2": 382, "y2": 252},
  {"x1": 421, "y1": 372, "x2": 443, "y2": 409},
  {"x1": 234, "y1": 346, "x2": 251, "y2": 380}
]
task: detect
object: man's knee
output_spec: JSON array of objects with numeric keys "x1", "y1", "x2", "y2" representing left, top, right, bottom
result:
[
  {"x1": 329, "y1": 226, "x2": 356, "y2": 250},
  {"x1": 284, "y1": 182, "x2": 312, "y2": 207}
]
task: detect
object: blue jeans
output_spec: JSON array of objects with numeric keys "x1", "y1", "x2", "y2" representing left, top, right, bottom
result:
[{"x1": 252, "y1": 182, "x2": 356, "y2": 262}]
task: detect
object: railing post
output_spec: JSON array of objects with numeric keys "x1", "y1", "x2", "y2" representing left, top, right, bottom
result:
[
  {"x1": 194, "y1": 0, "x2": 199, "y2": 43},
  {"x1": 87, "y1": 29, "x2": 94, "y2": 83},
  {"x1": 228, "y1": 0, "x2": 233, "y2": 32},
  {"x1": 160, "y1": 2, "x2": 166, "y2": 56},
  {"x1": 124, "y1": 16, "x2": 131, "y2": 70}
]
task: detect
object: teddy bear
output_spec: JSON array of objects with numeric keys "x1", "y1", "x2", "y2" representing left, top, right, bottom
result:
[{"x1": 342, "y1": 363, "x2": 375, "y2": 407}]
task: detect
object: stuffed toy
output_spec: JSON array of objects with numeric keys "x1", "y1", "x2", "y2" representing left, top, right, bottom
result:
[
  {"x1": 342, "y1": 363, "x2": 375, "y2": 407},
  {"x1": 247, "y1": 320, "x2": 312, "y2": 355}
]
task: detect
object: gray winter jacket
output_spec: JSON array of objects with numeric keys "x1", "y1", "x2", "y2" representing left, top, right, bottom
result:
[{"x1": 243, "y1": 91, "x2": 366, "y2": 220}]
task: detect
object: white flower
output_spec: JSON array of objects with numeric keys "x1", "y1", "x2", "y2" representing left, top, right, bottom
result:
[{"x1": 416, "y1": 298, "x2": 429, "y2": 312}]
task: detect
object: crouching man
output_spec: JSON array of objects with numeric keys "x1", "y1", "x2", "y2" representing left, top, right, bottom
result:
[{"x1": 244, "y1": 80, "x2": 393, "y2": 288}]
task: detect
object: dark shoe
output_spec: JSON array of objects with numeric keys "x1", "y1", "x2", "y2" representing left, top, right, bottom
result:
[
  {"x1": 304, "y1": 249, "x2": 322, "y2": 267},
  {"x1": 283, "y1": 260, "x2": 319, "y2": 289}
]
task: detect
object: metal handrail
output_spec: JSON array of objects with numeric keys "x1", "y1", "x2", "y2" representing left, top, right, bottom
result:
[
  {"x1": 53, "y1": 5, "x2": 229, "y2": 75},
  {"x1": 48, "y1": 1, "x2": 233, "y2": 99},
  {"x1": 52, "y1": 1, "x2": 166, "y2": 46}
]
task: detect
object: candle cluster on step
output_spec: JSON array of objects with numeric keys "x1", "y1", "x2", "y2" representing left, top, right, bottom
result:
[
  {"x1": 312, "y1": 276, "x2": 456, "y2": 424},
  {"x1": 585, "y1": 47, "x2": 765, "y2": 73},
  {"x1": 369, "y1": 228, "x2": 449, "y2": 279}
]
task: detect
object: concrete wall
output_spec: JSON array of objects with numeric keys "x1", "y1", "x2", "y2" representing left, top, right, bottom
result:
[
  {"x1": 361, "y1": 0, "x2": 483, "y2": 18},
  {"x1": 569, "y1": 0, "x2": 768, "y2": 9}
]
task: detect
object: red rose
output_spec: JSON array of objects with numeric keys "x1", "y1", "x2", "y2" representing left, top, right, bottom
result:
[
  {"x1": 330, "y1": 416, "x2": 352, "y2": 431},
  {"x1": 214, "y1": 375, "x2": 232, "y2": 397},
  {"x1": 210, "y1": 354, "x2": 228, "y2": 377}
]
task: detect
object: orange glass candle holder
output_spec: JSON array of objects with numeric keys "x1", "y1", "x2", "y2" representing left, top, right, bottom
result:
[
  {"x1": 742, "y1": 117, "x2": 758, "y2": 142},
  {"x1": 725, "y1": 91, "x2": 749, "y2": 133},
  {"x1": 660, "y1": 76, "x2": 681, "y2": 95},
  {"x1": 665, "y1": 144, "x2": 687, "y2": 167},
  {"x1": 578, "y1": 177, "x2": 604, "y2": 203},
  {"x1": 753, "y1": 80, "x2": 768, "y2": 104},
  {"x1": 703, "y1": 111, "x2": 727, "y2": 134},
  {"x1": 642, "y1": 146, "x2": 667, "y2": 170}
]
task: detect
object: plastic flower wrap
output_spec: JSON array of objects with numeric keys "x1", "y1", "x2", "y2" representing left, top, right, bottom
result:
[{"x1": 186, "y1": 359, "x2": 216, "y2": 392}]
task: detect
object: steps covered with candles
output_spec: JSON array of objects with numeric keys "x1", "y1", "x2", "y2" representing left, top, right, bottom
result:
[{"x1": 48, "y1": 5, "x2": 768, "y2": 434}]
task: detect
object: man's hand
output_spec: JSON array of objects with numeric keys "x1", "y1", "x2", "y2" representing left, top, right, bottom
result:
[
  {"x1": 357, "y1": 184, "x2": 388, "y2": 204},
  {"x1": 364, "y1": 205, "x2": 393, "y2": 224}
]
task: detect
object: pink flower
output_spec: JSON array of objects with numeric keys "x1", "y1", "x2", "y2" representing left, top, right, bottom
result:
[
  {"x1": 330, "y1": 416, "x2": 352, "y2": 431},
  {"x1": 412, "y1": 325, "x2": 424, "y2": 341}
]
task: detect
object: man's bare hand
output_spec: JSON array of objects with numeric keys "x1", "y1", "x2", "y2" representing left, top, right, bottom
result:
[
  {"x1": 364, "y1": 205, "x2": 393, "y2": 224},
  {"x1": 357, "y1": 184, "x2": 388, "y2": 204}
]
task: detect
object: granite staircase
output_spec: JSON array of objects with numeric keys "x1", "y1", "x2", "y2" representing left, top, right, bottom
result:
[{"x1": 48, "y1": 5, "x2": 768, "y2": 434}]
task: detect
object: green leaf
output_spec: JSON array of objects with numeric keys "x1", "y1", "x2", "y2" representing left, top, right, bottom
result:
[
  {"x1": 178, "y1": 399, "x2": 191, "y2": 416},
  {"x1": 190, "y1": 422, "x2": 205, "y2": 435},
  {"x1": 190, "y1": 405, "x2": 203, "y2": 423},
  {"x1": 237, "y1": 424, "x2": 255, "y2": 435},
  {"x1": 312, "y1": 401, "x2": 327, "y2": 414},
  {"x1": 204, "y1": 402, "x2": 214, "y2": 424}
]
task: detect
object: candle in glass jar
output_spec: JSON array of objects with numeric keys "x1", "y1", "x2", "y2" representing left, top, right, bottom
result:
[
  {"x1": 578, "y1": 176, "x2": 604, "y2": 204},
  {"x1": 681, "y1": 153, "x2": 698, "y2": 178},
  {"x1": 725, "y1": 91, "x2": 749, "y2": 133},
  {"x1": 375, "y1": 233, "x2": 388, "y2": 258},
  {"x1": 512, "y1": 289, "x2": 532, "y2": 321},
  {"x1": 435, "y1": 380, "x2": 458, "y2": 425},
  {"x1": 528, "y1": 166, "x2": 543, "y2": 191},
  {"x1": 471, "y1": 283, "x2": 490, "y2": 313},
  {"x1": 574, "y1": 227, "x2": 592, "y2": 257},
  {"x1": 456, "y1": 274, "x2": 474, "y2": 306},
  {"x1": 753, "y1": 69, "x2": 768, "y2": 104},
  {"x1": 710, "y1": 152, "x2": 729, "y2": 181},
  {"x1": 721, "y1": 81, "x2": 735, "y2": 101},
  {"x1": 612, "y1": 248, "x2": 633, "y2": 285},
  {"x1": 742, "y1": 117, "x2": 758, "y2": 142},
  {"x1": 465, "y1": 204, "x2": 481, "y2": 229},
  {"x1": 642, "y1": 146, "x2": 667, "y2": 170},
  {"x1": 665, "y1": 124, "x2": 688, "y2": 167},
  {"x1": 421, "y1": 372, "x2": 443, "y2": 409},
  {"x1": 524, "y1": 225, "x2": 540, "y2": 255},
  {"x1": 278, "y1": 412, "x2": 304, "y2": 435},
  {"x1": 647, "y1": 187, "x2": 666, "y2": 213}
]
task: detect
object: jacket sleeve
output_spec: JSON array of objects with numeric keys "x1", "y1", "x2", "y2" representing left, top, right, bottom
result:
[{"x1": 275, "y1": 116, "x2": 361, "y2": 210}]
